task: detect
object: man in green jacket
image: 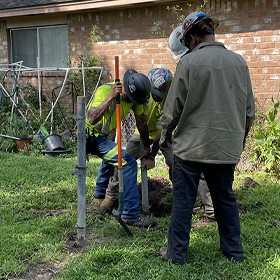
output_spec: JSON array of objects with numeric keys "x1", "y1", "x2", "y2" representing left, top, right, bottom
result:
[
  {"x1": 160, "y1": 12, "x2": 255, "y2": 264},
  {"x1": 169, "y1": 25, "x2": 216, "y2": 227}
]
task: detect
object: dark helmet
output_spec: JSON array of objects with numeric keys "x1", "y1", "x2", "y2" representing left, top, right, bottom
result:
[
  {"x1": 147, "y1": 68, "x2": 173, "y2": 98},
  {"x1": 123, "y1": 69, "x2": 151, "y2": 104}
]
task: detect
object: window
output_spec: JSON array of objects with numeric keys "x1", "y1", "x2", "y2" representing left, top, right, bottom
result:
[{"x1": 10, "y1": 25, "x2": 68, "y2": 68}]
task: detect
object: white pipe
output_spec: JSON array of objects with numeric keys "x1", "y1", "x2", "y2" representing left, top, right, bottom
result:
[
  {"x1": 50, "y1": 101, "x2": 53, "y2": 135},
  {"x1": 0, "y1": 134, "x2": 20, "y2": 140},
  {"x1": 43, "y1": 68, "x2": 69, "y2": 125}
]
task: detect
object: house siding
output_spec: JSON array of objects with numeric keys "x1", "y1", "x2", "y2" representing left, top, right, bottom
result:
[{"x1": 0, "y1": 0, "x2": 279, "y2": 109}]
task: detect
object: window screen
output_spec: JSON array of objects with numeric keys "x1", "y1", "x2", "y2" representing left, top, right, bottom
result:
[
  {"x1": 11, "y1": 29, "x2": 38, "y2": 67},
  {"x1": 11, "y1": 25, "x2": 68, "y2": 68}
]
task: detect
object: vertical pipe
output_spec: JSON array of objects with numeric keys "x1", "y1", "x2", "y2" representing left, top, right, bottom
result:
[
  {"x1": 76, "y1": 96, "x2": 86, "y2": 240},
  {"x1": 50, "y1": 102, "x2": 53, "y2": 135},
  {"x1": 140, "y1": 139, "x2": 149, "y2": 215},
  {"x1": 82, "y1": 61, "x2": 86, "y2": 97}
]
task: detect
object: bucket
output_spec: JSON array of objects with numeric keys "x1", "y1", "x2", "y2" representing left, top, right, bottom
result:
[{"x1": 43, "y1": 134, "x2": 64, "y2": 151}]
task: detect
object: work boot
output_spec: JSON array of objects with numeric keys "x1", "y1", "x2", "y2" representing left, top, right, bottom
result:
[
  {"x1": 159, "y1": 247, "x2": 184, "y2": 265},
  {"x1": 193, "y1": 205, "x2": 205, "y2": 215},
  {"x1": 93, "y1": 194, "x2": 105, "y2": 202},
  {"x1": 192, "y1": 216, "x2": 216, "y2": 228},
  {"x1": 122, "y1": 217, "x2": 156, "y2": 228},
  {"x1": 159, "y1": 247, "x2": 169, "y2": 262},
  {"x1": 100, "y1": 197, "x2": 116, "y2": 213}
]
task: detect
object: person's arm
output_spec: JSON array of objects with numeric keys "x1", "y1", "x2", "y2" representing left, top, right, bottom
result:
[
  {"x1": 142, "y1": 131, "x2": 161, "y2": 170},
  {"x1": 243, "y1": 67, "x2": 256, "y2": 147},
  {"x1": 134, "y1": 112, "x2": 150, "y2": 159},
  {"x1": 87, "y1": 82, "x2": 122, "y2": 125},
  {"x1": 160, "y1": 60, "x2": 188, "y2": 146}
]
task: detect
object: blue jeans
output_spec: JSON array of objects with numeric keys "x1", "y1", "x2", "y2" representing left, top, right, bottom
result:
[
  {"x1": 167, "y1": 155, "x2": 243, "y2": 264},
  {"x1": 90, "y1": 134, "x2": 140, "y2": 219}
]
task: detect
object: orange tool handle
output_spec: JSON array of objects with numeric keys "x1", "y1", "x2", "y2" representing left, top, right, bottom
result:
[
  {"x1": 115, "y1": 56, "x2": 119, "y2": 81},
  {"x1": 115, "y1": 56, "x2": 122, "y2": 169}
]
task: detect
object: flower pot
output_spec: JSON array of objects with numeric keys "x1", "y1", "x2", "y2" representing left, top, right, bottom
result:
[
  {"x1": 43, "y1": 134, "x2": 64, "y2": 151},
  {"x1": 16, "y1": 138, "x2": 32, "y2": 150}
]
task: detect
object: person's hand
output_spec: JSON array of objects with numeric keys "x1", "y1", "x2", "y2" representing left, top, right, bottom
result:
[
  {"x1": 139, "y1": 147, "x2": 150, "y2": 160},
  {"x1": 142, "y1": 159, "x2": 155, "y2": 170},
  {"x1": 110, "y1": 81, "x2": 122, "y2": 99},
  {"x1": 159, "y1": 141, "x2": 171, "y2": 151}
]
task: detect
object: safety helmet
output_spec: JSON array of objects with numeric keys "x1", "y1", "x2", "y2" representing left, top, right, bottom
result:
[
  {"x1": 147, "y1": 68, "x2": 173, "y2": 98},
  {"x1": 123, "y1": 69, "x2": 151, "y2": 104},
  {"x1": 168, "y1": 25, "x2": 189, "y2": 60},
  {"x1": 181, "y1": 11, "x2": 219, "y2": 47}
]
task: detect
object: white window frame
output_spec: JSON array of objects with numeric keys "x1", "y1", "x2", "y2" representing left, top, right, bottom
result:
[{"x1": 10, "y1": 25, "x2": 68, "y2": 68}]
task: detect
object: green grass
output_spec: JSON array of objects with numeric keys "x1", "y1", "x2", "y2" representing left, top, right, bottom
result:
[{"x1": 1, "y1": 151, "x2": 280, "y2": 279}]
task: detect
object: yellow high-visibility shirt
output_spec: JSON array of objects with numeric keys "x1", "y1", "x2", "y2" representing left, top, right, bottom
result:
[
  {"x1": 86, "y1": 82, "x2": 143, "y2": 137},
  {"x1": 135, "y1": 95, "x2": 165, "y2": 140}
]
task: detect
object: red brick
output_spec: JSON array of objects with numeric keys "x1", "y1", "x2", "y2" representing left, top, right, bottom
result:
[
  {"x1": 146, "y1": 48, "x2": 161, "y2": 54},
  {"x1": 248, "y1": 11, "x2": 268, "y2": 18},
  {"x1": 256, "y1": 30, "x2": 275, "y2": 36},
  {"x1": 247, "y1": 49, "x2": 266, "y2": 55},
  {"x1": 250, "y1": 73, "x2": 265, "y2": 80},
  {"x1": 258, "y1": 42, "x2": 276, "y2": 49},
  {"x1": 263, "y1": 87, "x2": 279, "y2": 93},
  {"x1": 265, "y1": 61, "x2": 280, "y2": 67},
  {"x1": 239, "y1": 43, "x2": 256, "y2": 50}
]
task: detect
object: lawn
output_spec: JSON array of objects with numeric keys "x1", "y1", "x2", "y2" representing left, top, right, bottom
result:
[{"x1": 1, "y1": 151, "x2": 280, "y2": 280}]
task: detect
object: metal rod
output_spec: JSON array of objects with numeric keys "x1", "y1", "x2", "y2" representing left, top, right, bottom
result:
[
  {"x1": 82, "y1": 61, "x2": 86, "y2": 97},
  {"x1": 76, "y1": 96, "x2": 86, "y2": 240},
  {"x1": 140, "y1": 139, "x2": 149, "y2": 215},
  {"x1": 0, "y1": 134, "x2": 20, "y2": 140}
]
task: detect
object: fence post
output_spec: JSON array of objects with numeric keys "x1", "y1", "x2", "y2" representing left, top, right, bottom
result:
[{"x1": 75, "y1": 96, "x2": 86, "y2": 240}]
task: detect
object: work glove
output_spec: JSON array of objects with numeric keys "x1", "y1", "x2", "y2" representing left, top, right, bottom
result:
[{"x1": 142, "y1": 159, "x2": 155, "y2": 170}]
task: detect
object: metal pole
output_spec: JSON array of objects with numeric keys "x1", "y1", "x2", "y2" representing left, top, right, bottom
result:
[
  {"x1": 140, "y1": 139, "x2": 149, "y2": 215},
  {"x1": 75, "y1": 96, "x2": 86, "y2": 240}
]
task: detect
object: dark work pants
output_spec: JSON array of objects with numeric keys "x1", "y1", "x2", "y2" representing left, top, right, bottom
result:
[{"x1": 167, "y1": 155, "x2": 243, "y2": 264}]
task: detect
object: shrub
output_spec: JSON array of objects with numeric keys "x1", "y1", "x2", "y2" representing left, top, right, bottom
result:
[{"x1": 253, "y1": 97, "x2": 280, "y2": 173}]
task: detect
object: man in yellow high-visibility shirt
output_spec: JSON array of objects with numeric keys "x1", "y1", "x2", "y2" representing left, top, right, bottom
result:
[
  {"x1": 86, "y1": 69, "x2": 156, "y2": 228},
  {"x1": 99, "y1": 68, "x2": 174, "y2": 213}
]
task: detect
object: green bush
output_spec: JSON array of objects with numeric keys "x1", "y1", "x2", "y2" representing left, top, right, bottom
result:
[{"x1": 253, "y1": 97, "x2": 280, "y2": 173}]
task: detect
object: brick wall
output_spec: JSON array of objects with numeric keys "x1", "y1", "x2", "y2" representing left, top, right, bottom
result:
[
  {"x1": 67, "y1": 0, "x2": 280, "y2": 110},
  {"x1": 0, "y1": 20, "x2": 9, "y2": 64},
  {"x1": 0, "y1": 0, "x2": 279, "y2": 111}
]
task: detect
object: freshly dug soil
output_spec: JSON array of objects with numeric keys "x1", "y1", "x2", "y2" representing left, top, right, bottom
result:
[
  {"x1": 137, "y1": 176, "x2": 247, "y2": 217},
  {"x1": 137, "y1": 176, "x2": 173, "y2": 217}
]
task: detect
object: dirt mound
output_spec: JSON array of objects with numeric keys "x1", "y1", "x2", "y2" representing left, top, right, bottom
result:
[{"x1": 137, "y1": 176, "x2": 173, "y2": 217}]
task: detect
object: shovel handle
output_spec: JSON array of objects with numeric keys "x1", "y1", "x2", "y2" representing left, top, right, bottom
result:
[
  {"x1": 115, "y1": 56, "x2": 119, "y2": 81},
  {"x1": 115, "y1": 56, "x2": 122, "y2": 168}
]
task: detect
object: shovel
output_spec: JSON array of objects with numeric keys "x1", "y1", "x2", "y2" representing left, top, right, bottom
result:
[{"x1": 112, "y1": 56, "x2": 133, "y2": 236}]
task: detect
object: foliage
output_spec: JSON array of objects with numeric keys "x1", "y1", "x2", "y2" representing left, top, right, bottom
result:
[
  {"x1": 19, "y1": 83, "x2": 73, "y2": 135},
  {"x1": 21, "y1": 83, "x2": 47, "y2": 111},
  {"x1": 66, "y1": 24, "x2": 103, "y2": 104},
  {"x1": 152, "y1": 1, "x2": 208, "y2": 37},
  {"x1": 0, "y1": 95, "x2": 11, "y2": 115},
  {"x1": 253, "y1": 97, "x2": 280, "y2": 173},
  {"x1": 89, "y1": 24, "x2": 102, "y2": 44},
  {"x1": 0, "y1": 81, "x2": 78, "y2": 154},
  {"x1": 0, "y1": 113, "x2": 32, "y2": 139}
]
